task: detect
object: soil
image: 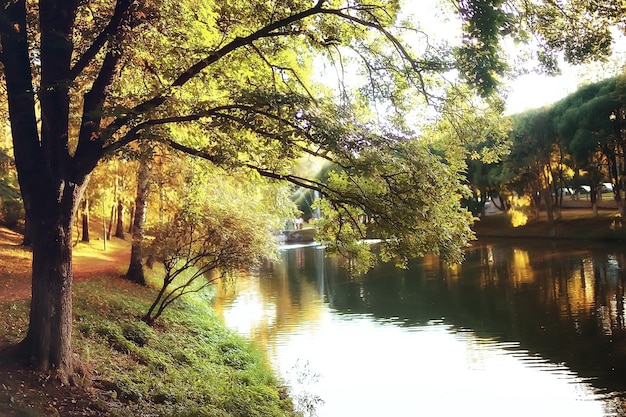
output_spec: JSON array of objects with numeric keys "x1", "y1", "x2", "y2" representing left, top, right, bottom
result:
[
  {"x1": 0, "y1": 227, "x2": 130, "y2": 304},
  {"x1": 0, "y1": 226, "x2": 131, "y2": 416}
]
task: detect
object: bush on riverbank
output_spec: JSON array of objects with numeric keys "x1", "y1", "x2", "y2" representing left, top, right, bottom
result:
[{"x1": 0, "y1": 273, "x2": 295, "y2": 416}]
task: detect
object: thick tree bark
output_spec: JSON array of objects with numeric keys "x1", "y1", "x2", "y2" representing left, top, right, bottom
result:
[
  {"x1": 20, "y1": 193, "x2": 33, "y2": 246},
  {"x1": 1, "y1": 0, "x2": 83, "y2": 381},
  {"x1": 126, "y1": 159, "x2": 151, "y2": 285},
  {"x1": 22, "y1": 181, "x2": 85, "y2": 384}
]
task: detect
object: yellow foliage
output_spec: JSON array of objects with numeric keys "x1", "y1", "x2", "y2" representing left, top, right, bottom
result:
[
  {"x1": 509, "y1": 195, "x2": 531, "y2": 227},
  {"x1": 510, "y1": 210, "x2": 528, "y2": 227}
]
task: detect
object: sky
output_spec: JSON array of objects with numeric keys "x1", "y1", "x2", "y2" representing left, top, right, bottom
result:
[
  {"x1": 504, "y1": 69, "x2": 580, "y2": 115},
  {"x1": 505, "y1": 42, "x2": 626, "y2": 115},
  {"x1": 313, "y1": 1, "x2": 624, "y2": 121},
  {"x1": 402, "y1": 0, "x2": 626, "y2": 115}
]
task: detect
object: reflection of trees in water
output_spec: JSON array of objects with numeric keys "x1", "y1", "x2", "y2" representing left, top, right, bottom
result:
[
  {"x1": 214, "y1": 247, "x2": 333, "y2": 358},
  {"x1": 217, "y1": 243, "x2": 626, "y2": 411},
  {"x1": 322, "y1": 241, "x2": 626, "y2": 400},
  {"x1": 216, "y1": 243, "x2": 626, "y2": 415}
]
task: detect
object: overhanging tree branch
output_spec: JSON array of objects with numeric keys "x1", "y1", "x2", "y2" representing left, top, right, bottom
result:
[
  {"x1": 69, "y1": 0, "x2": 133, "y2": 80},
  {"x1": 96, "y1": 4, "x2": 330, "y2": 145},
  {"x1": 100, "y1": 102, "x2": 355, "y2": 169}
]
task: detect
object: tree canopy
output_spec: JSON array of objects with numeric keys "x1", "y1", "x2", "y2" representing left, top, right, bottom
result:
[
  {"x1": 0, "y1": 0, "x2": 485, "y2": 381},
  {"x1": 462, "y1": 73, "x2": 626, "y2": 229},
  {"x1": 1, "y1": 0, "x2": 623, "y2": 383}
]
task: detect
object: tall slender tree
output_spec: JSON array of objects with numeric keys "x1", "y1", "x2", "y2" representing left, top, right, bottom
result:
[{"x1": 125, "y1": 156, "x2": 151, "y2": 285}]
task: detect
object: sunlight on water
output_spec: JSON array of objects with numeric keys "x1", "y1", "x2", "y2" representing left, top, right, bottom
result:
[
  {"x1": 218, "y1": 290, "x2": 607, "y2": 417},
  {"x1": 214, "y1": 243, "x2": 626, "y2": 417},
  {"x1": 266, "y1": 314, "x2": 605, "y2": 417}
]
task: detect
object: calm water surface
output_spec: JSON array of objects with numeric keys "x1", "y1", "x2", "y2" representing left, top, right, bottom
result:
[{"x1": 213, "y1": 240, "x2": 626, "y2": 416}]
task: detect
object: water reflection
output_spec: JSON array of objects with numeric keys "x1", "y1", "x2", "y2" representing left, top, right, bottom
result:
[{"x1": 214, "y1": 241, "x2": 626, "y2": 416}]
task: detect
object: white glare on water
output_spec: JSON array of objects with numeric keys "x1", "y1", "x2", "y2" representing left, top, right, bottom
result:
[{"x1": 218, "y1": 281, "x2": 607, "y2": 417}]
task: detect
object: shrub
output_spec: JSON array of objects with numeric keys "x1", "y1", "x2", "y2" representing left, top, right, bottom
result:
[{"x1": 0, "y1": 198, "x2": 24, "y2": 228}]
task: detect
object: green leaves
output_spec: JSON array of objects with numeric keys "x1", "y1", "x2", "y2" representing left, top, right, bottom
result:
[
  {"x1": 40, "y1": 0, "x2": 513, "y2": 275},
  {"x1": 314, "y1": 137, "x2": 475, "y2": 272},
  {"x1": 524, "y1": 0, "x2": 614, "y2": 68},
  {"x1": 454, "y1": 0, "x2": 515, "y2": 96},
  {"x1": 144, "y1": 162, "x2": 294, "y2": 322}
]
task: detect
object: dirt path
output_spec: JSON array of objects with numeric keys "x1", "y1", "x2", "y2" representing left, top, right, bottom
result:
[
  {"x1": 0, "y1": 226, "x2": 131, "y2": 303},
  {"x1": 0, "y1": 227, "x2": 133, "y2": 416}
]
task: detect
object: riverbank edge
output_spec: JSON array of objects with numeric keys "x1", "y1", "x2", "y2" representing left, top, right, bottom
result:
[
  {"x1": 0, "y1": 233, "x2": 296, "y2": 417},
  {"x1": 472, "y1": 210, "x2": 626, "y2": 242}
]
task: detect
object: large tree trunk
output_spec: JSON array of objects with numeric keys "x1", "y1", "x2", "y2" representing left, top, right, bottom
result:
[
  {"x1": 1, "y1": 0, "x2": 133, "y2": 383},
  {"x1": 1, "y1": 0, "x2": 83, "y2": 382},
  {"x1": 22, "y1": 181, "x2": 85, "y2": 384},
  {"x1": 126, "y1": 159, "x2": 151, "y2": 285},
  {"x1": 21, "y1": 195, "x2": 33, "y2": 246}
]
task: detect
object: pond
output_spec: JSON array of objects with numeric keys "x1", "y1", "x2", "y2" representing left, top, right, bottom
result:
[{"x1": 213, "y1": 240, "x2": 626, "y2": 416}]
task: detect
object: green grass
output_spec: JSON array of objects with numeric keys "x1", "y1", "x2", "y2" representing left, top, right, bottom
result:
[
  {"x1": 0, "y1": 273, "x2": 296, "y2": 417},
  {"x1": 0, "y1": 227, "x2": 297, "y2": 416},
  {"x1": 71, "y1": 274, "x2": 295, "y2": 417}
]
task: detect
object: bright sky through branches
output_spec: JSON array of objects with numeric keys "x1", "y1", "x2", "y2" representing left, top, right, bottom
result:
[
  {"x1": 393, "y1": 0, "x2": 582, "y2": 115},
  {"x1": 315, "y1": 1, "x2": 625, "y2": 120},
  {"x1": 504, "y1": 69, "x2": 579, "y2": 114},
  {"x1": 401, "y1": 0, "x2": 626, "y2": 115}
]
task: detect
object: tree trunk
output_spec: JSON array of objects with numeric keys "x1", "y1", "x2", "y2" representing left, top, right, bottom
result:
[
  {"x1": 21, "y1": 180, "x2": 85, "y2": 384},
  {"x1": 616, "y1": 187, "x2": 626, "y2": 217},
  {"x1": 1, "y1": 0, "x2": 130, "y2": 383},
  {"x1": 591, "y1": 186, "x2": 598, "y2": 217},
  {"x1": 81, "y1": 197, "x2": 90, "y2": 242},
  {"x1": 126, "y1": 159, "x2": 151, "y2": 285},
  {"x1": 1, "y1": 0, "x2": 78, "y2": 382},
  {"x1": 21, "y1": 194, "x2": 32, "y2": 246},
  {"x1": 115, "y1": 200, "x2": 125, "y2": 239},
  {"x1": 128, "y1": 205, "x2": 134, "y2": 234},
  {"x1": 107, "y1": 205, "x2": 115, "y2": 240},
  {"x1": 542, "y1": 189, "x2": 556, "y2": 237}
]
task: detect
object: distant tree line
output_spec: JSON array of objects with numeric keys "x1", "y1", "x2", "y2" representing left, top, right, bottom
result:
[{"x1": 465, "y1": 73, "x2": 626, "y2": 234}]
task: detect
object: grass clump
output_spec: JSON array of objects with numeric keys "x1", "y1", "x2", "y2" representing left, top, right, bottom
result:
[{"x1": 71, "y1": 275, "x2": 296, "y2": 417}]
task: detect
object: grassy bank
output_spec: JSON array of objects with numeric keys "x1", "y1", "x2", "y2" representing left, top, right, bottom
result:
[
  {"x1": 4, "y1": 207, "x2": 622, "y2": 416},
  {"x1": 0, "y1": 269, "x2": 295, "y2": 416},
  {"x1": 473, "y1": 209, "x2": 626, "y2": 241}
]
